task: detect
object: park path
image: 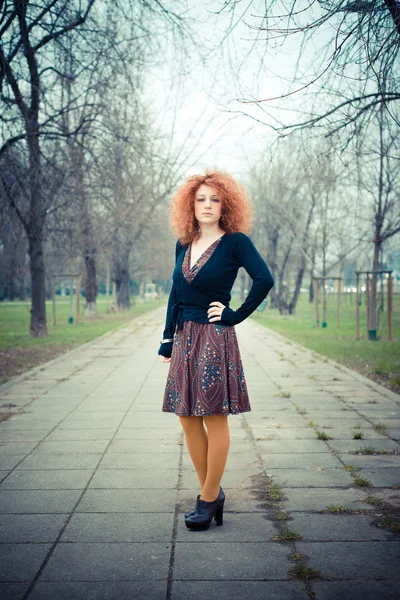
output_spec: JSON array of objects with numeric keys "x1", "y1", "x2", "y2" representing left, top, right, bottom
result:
[{"x1": 0, "y1": 307, "x2": 399, "y2": 600}]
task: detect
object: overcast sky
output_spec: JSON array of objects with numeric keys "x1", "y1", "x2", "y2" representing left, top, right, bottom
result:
[{"x1": 146, "y1": 0, "x2": 329, "y2": 181}]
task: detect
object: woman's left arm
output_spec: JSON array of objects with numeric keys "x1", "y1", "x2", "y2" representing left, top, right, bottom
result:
[{"x1": 221, "y1": 233, "x2": 274, "y2": 326}]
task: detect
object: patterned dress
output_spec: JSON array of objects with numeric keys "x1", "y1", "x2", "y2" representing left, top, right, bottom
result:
[{"x1": 162, "y1": 236, "x2": 251, "y2": 416}]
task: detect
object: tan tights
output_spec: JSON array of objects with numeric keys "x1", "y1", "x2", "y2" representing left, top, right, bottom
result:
[{"x1": 179, "y1": 414, "x2": 230, "y2": 502}]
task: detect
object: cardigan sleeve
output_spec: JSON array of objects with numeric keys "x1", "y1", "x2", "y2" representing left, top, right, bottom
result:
[
  {"x1": 221, "y1": 233, "x2": 274, "y2": 326},
  {"x1": 158, "y1": 240, "x2": 181, "y2": 358}
]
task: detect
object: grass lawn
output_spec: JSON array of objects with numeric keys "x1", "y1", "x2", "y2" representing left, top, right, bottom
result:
[
  {"x1": 0, "y1": 296, "x2": 164, "y2": 382},
  {"x1": 248, "y1": 292, "x2": 400, "y2": 394}
]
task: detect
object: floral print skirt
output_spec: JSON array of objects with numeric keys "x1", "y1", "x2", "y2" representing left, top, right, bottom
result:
[{"x1": 162, "y1": 320, "x2": 251, "y2": 416}]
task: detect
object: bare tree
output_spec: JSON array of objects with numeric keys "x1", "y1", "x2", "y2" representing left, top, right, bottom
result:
[
  {"x1": 0, "y1": 0, "x2": 191, "y2": 335},
  {"x1": 217, "y1": 1, "x2": 400, "y2": 135},
  {"x1": 355, "y1": 101, "x2": 400, "y2": 338},
  {"x1": 0, "y1": 1, "x2": 100, "y2": 336}
]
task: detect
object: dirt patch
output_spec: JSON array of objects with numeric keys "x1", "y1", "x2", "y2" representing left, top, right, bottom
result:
[
  {"x1": 344, "y1": 359, "x2": 400, "y2": 396},
  {"x1": 0, "y1": 344, "x2": 76, "y2": 383}
]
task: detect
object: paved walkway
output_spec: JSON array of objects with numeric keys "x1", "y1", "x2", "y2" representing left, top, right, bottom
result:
[{"x1": 0, "y1": 307, "x2": 399, "y2": 600}]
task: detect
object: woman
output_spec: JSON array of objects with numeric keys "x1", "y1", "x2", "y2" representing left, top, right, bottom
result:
[{"x1": 158, "y1": 171, "x2": 274, "y2": 531}]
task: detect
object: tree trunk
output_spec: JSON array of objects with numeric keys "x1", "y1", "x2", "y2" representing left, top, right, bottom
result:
[
  {"x1": 28, "y1": 232, "x2": 47, "y2": 337},
  {"x1": 114, "y1": 250, "x2": 131, "y2": 310},
  {"x1": 267, "y1": 232, "x2": 279, "y2": 309},
  {"x1": 368, "y1": 236, "x2": 381, "y2": 339},
  {"x1": 84, "y1": 253, "x2": 97, "y2": 317},
  {"x1": 288, "y1": 262, "x2": 306, "y2": 315},
  {"x1": 27, "y1": 117, "x2": 47, "y2": 337},
  {"x1": 82, "y1": 207, "x2": 98, "y2": 317}
]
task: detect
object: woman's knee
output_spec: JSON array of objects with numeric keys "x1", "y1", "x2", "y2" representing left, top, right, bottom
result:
[
  {"x1": 179, "y1": 415, "x2": 205, "y2": 433},
  {"x1": 203, "y1": 414, "x2": 229, "y2": 431}
]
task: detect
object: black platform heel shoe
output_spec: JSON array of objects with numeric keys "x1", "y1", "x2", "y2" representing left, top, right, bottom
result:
[
  {"x1": 185, "y1": 487, "x2": 224, "y2": 518},
  {"x1": 184, "y1": 488, "x2": 225, "y2": 530},
  {"x1": 185, "y1": 494, "x2": 200, "y2": 518}
]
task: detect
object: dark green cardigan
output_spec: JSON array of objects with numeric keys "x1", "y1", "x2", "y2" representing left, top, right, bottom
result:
[{"x1": 158, "y1": 232, "x2": 274, "y2": 358}]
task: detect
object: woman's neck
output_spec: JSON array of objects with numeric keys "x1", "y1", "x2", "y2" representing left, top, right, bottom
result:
[{"x1": 197, "y1": 224, "x2": 225, "y2": 241}]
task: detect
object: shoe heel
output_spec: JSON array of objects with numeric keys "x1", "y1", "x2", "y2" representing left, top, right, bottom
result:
[{"x1": 215, "y1": 501, "x2": 224, "y2": 526}]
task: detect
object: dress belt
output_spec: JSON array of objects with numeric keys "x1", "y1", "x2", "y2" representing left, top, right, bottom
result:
[{"x1": 171, "y1": 301, "x2": 184, "y2": 333}]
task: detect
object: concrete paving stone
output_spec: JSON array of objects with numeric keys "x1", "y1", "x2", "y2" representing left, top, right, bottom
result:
[
  {"x1": 0, "y1": 420, "x2": 60, "y2": 431},
  {"x1": 351, "y1": 400, "x2": 400, "y2": 409},
  {"x1": 0, "y1": 430, "x2": 49, "y2": 442},
  {"x1": 305, "y1": 411, "x2": 368, "y2": 420},
  {"x1": 0, "y1": 513, "x2": 68, "y2": 542},
  {"x1": 68, "y1": 411, "x2": 127, "y2": 420},
  {"x1": 89, "y1": 469, "x2": 179, "y2": 489},
  {"x1": 336, "y1": 453, "x2": 400, "y2": 468},
  {"x1": 76, "y1": 405, "x2": 131, "y2": 413},
  {"x1": 0, "y1": 469, "x2": 93, "y2": 490},
  {"x1": 39, "y1": 542, "x2": 171, "y2": 581},
  {"x1": 326, "y1": 439, "x2": 400, "y2": 453},
  {"x1": 358, "y1": 468, "x2": 400, "y2": 487},
  {"x1": 296, "y1": 541, "x2": 400, "y2": 579},
  {"x1": 75, "y1": 488, "x2": 177, "y2": 512},
  {"x1": 0, "y1": 489, "x2": 82, "y2": 513},
  {"x1": 28, "y1": 581, "x2": 167, "y2": 600},
  {"x1": 99, "y1": 452, "x2": 179, "y2": 470},
  {"x1": 17, "y1": 453, "x2": 102, "y2": 470},
  {"x1": 0, "y1": 441, "x2": 37, "y2": 455},
  {"x1": 250, "y1": 427, "x2": 317, "y2": 439},
  {"x1": 171, "y1": 581, "x2": 309, "y2": 600},
  {"x1": 173, "y1": 541, "x2": 290, "y2": 580},
  {"x1": 311, "y1": 581, "x2": 400, "y2": 600},
  {"x1": 387, "y1": 428, "x2": 400, "y2": 440},
  {"x1": 309, "y1": 418, "x2": 374, "y2": 428},
  {"x1": 255, "y1": 439, "x2": 335, "y2": 453},
  {"x1": 260, "y1": 452, "x2": 340, "y2": 469},
  {"x1": 0, "y1": 583, "x2": 30, "y2": 600},
  {"x1": 289, "y1": 513, "x2": 395, "y2": 541},
  {"x1": 2, "y1": 410, "x2": 61, "y2": 421},
  {"x1": 358, "y1": 411, "x2": 400, "y2": 421},
  {"x1": 288, "y1": 404, "x2": 346, "y2": 412},
  {"x1": 281, "y1": 488, "x2": 372, "y2": 512},
  {"x1": 176, "y1": 512, "x2": 277, "y2": 542},
  {"x1": 318, "y1": 428, "x2": 388, "y2": 440},
  {"x1": 370, "y1": 488, "x2": 400, "y2": 510},
  {"x1": 58, "y1": 419, "x2": 122, "y2": 430},
  {"x1": 248, "y1": 403, "x2": 295, "y2": 412},
  {"x1": 0, "y1": 543, "x2": 52, "y2": 581},
  {"x1": 0, "y1": 455, "x2": 26, "y2": 469},
  {"x1": 347, "y1": 395, "x2": 394, "y2": 403},
  {"x1": 245, "y1": 403, "x2": 299, "y2": 412},
  {"x1": 245, "y1": 415, "x2": 308, "y2": 425},
  {"x1": 60, "y1": 512, "x2": 174, "y2": 542},
  {"x1": 29, "y1": 440, "x2": 110, "y2": 454},
  {"x1": 107, "y1": 440, "x2": 181, "y2": 454},
  {"x1": 248, "y1": 420, "x2": 320, "y2": 430},
  {"x1": 118, "y1": 421, "x2": 181, "y2": 430},
  {"x1": 264, "y1": 468, "x2": 353, "y2": 488},
  {"x1": 370, "y1": 419, "x2": 400, "y2": 427},
  {"x1": 319, "y1": 422, "x2": 375, "y2": 431},
  {"x1": 45, "y1": 429, "x2": 116, "y2": 441}
]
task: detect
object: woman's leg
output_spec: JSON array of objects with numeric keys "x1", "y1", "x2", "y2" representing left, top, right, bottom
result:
[
  {"x1": 179, "y1": 416, "x2": 208, "y2": 488},
  {"x1": 201, "y1": 415, "x2": 230, "y2": 502}
]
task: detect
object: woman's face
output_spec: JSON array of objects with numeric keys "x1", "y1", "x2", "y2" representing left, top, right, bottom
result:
[{"x1": 194, "y1": 184, "x2": 223, "y2": 228}]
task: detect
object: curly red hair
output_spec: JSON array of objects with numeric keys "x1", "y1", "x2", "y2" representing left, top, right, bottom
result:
[{"x1": 170, "y1": 171, "x2": 255, "y2": 245}]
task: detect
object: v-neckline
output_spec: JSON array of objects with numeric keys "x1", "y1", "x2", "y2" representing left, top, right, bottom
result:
[{"x1": 189, "y1": 234, "x2": 225, "y2": 271}]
